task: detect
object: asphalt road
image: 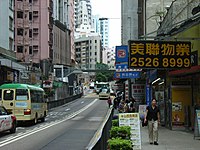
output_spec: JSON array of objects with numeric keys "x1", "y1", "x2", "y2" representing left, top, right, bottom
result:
[{"x1": 0, "y1": 91, "x2": 109, "y2": 150}]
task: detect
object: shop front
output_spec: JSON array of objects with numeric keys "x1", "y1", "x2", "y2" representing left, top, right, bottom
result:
[
  {"x1": 146, "y1": 69, "x2": 167, "y2": 126},
  {"x1": 168, "y1": 66, "x2": 200, "y2": 131}
]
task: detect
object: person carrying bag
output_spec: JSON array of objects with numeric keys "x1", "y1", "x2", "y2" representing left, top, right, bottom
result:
[{"x1": 144, "y1": 98, "x2": 160, "y2": 145}]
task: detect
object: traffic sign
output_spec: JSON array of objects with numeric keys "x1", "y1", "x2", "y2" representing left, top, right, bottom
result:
[{"x1": 115, "y1": 45, "x2": 128, "y2": 63}]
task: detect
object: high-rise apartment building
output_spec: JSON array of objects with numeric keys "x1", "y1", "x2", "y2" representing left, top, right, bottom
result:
[
  {"x1": 92, "y1": 16, "x2": 109, "y2": 48},
  {"x1": 99, "y1": 18, "x2": 109, "y2": 48},
  {"x1": 14, "y1": 0, "x2": 53, "y2": 65},
  {"x1": 53, "y1": 0, "x2": 70, "y2": 26},
  {"x1": 74, "y1": 0, "x2": 92, "y2": 28},
  {"x1": 74, "y1": 0, "x2": 94, "y2": 38},
  {"x1": 0, "y1": 0, "x2": 14, "y2": 51},
  {"x1": 53, "y1": 0, "x2": 75, "y2": 62},
  {"x1": 75, "y1": 34, "x2": 101, "y2": 70}
]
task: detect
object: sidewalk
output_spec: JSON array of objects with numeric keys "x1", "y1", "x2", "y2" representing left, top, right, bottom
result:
[{"x1": 141, "y1": 126, "x2": 200, "y2": 150}]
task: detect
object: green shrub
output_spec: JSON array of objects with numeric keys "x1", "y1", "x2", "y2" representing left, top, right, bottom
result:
[
  {"x1": 108, "y1": 138, "x2": 132, "y2": 150},
  {"x1": 110, "y1": 126, "x2": 131, "y2": 139},
  {"x1": 112, "y1": 119, "x2": 119, "y2": 126}
]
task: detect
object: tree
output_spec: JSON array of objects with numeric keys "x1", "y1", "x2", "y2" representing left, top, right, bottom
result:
[{"x1": 95, "y1": 63, "x2": 114, "y2": 82}]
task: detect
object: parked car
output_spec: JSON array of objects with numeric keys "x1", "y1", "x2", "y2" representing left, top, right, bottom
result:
[
  {"x1": 0, "y1": 106, "x2": 17, "y2": 134},
  {"x1": 99, "y1": 89, "x2": 110, "y2": 100}
]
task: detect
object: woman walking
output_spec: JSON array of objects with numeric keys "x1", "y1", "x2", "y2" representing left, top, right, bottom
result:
[{"x1": 144, "y1": 99, "x2": 160, "y2": 145}]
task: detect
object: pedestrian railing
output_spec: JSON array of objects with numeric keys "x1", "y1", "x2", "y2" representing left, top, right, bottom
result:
[
  {"x1": 86, "y1": 107, "x2": 114, "y2": 150},
  {"x1": 47, "y1": 93, "x2": 82, "y2": 110}
]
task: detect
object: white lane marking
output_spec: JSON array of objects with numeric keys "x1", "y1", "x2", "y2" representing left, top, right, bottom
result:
[
  {"x1": 65, "y1": 108, "x2": 70, "y2": 111},
  {"x1": 81, "y1": 101, "x2": 84, "y2": 104},
  {"x1": 0, "y1": 99, "x2": 98, "y2": 147}
]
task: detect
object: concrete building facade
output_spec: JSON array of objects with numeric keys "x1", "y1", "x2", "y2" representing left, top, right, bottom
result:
[
  {"x1": 14, "y1": 0, "x2": 53, "y2": 65},
  {"x1": 145, "y1": 0, "x2": 173, "y2": 38},
  {"x1": 75, "y1": 34, "x2": 101, "y2": 70},
  {"x1": 102, "y1": 47, "x2": 115, "y2": 69},
  {"x1": 74, "y1": 0, "x2": 94, "y2": 39},
  {"x1": 98, "y1": 18, "x2": 109, "y2": 48},
  {"x1": 0, "y1": 0, "x2": 14, "y2": 51},
  {"x1": 74, "y1": 0, "x2": 92, "y2": 28},
  {"x1": 121, "y1": 0, "x2": 139, "y2": 45},
  {"x1": 53, "y1": 0, "x2": 75, "y2": 62},
  {"x1": 53, "y1": 21, "x2": 71, "y2": 66}
]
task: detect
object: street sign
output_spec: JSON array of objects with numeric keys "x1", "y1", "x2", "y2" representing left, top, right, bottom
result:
[
  {"x1": 129, "y1": 40, "x2": 191, "y2": 69},
  {"x1": 114, "y1": 71, "x2": 140, "y2": 79},
  {"x1": 115, "y1": 45, "x2": 128, "y2": 63},
  {"x1": 116, "y1": 64, "x2": 128, "y2": 70}
]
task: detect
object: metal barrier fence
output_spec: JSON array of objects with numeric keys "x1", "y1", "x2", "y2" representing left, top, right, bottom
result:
[
  {"x1": 87, "y1": 108, "x2": 114, "y2": 150},
  {"x1": 47, "y1": 93, "x2": 83, "y2": 110}
]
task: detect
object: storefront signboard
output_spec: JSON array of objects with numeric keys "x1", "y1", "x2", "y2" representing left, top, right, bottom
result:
[
  {"x1": 119, "y1": 113, "x2": 141, "y2": 149},
  {"x1": 129, "y1": 40, "x2": 191, "y2": 69}
]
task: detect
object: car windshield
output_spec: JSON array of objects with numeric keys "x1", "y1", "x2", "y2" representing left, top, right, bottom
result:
[{"x1": 101, "y1": 89, "x2": 108, "y2": 93}]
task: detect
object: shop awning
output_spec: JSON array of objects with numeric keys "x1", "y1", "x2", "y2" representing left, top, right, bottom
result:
[{"x1": 169, "y1": 65, "x2": 200, "y2": 77}]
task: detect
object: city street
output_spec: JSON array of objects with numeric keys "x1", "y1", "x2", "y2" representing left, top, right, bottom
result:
[{"x1": 0, "y1": 92, "x2": 109, "y2": 150}]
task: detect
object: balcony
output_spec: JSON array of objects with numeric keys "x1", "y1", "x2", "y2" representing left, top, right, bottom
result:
[
  {"x1": 16, "y1": 20, "x2": 23, "y2": 28},
  {"x1": 23, "y1": 2, "x2": 29, "y2": 11},
  {"x1": 24, "y1": 20, "x2": 30, "y2": 28},
  {"x1": 24, "y1": 38, "x2": 30, "y2": 45},
  {"x1": 17, "y1": 37, "x2": 23, "y2": 45}
]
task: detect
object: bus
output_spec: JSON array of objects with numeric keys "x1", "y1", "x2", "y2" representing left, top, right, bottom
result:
[
  {"x1": 0, "y1": 83, "x2": 47, "y2": 124},
  {"x1": 95, "y1": 82, "x2": 110, "y2": 94}
]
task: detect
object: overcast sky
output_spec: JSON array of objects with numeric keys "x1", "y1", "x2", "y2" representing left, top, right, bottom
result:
[{"x1": 91, "y1": 0, "x2": 121, "y2": 48}]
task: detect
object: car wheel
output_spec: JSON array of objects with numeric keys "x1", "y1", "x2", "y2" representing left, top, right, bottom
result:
[
  {"x1": 10, "y1": 121, "x2": 16, "y2": 133},
  {"x1": 32, "y1": 114, "x2": 38, "y2": 125}
]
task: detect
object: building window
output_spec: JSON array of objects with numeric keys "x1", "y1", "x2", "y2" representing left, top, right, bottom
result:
[
  {"x1": 29, "y1": 29, "x2": 32, "y2": 38},
  {"x1": 17, "y1": 28, "x2": 23, "y2": 36},
  {"x1": 9, "y1": 38, "x2": 13, "y2": 51},
  {"x1": 29, "y1": 12, "x2": 32, "y2": 21},
  {"x1": 95, "y1": 52, "x2": 97, "y2": 55},
  {"x1": 17, "y1": 46, "x2": 23, "y2": 53},
  {"x1": 29, "y1": 46, "x2": 32, "y2": 54},
  {"x1": 95, "y1": 40, "x2": 97, "y2": 43},
  {"x1": 17, "y1": 11, "x2": 23, "y2": 18},
  {"x1": 29, "y1": 0, "x2": 32, "y2": 3},
  {"x1": 9, "y1": 17, "x2": 13, "y2": 31},
  {"x1": 33, "y1": 45, "x2": 38, "y2": 51}
]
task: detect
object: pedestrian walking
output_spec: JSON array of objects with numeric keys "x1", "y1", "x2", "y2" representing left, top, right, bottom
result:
[
  {"x1": 144, "y1": 98, "x2": 160, "y2": 145},
  {"x1": 107, "y1": 96, "x2": 112, "y2": 108}
]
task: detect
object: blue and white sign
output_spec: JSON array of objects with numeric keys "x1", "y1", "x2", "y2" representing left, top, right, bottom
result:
[
  {"x1": 115, "y1": 45, "x2": 128, "y2": 63},
  {"x1": 114, "y1": 71, "x2": 140, "y2": 79},
  {"x1": 15, "y1": 102, "x2": 28, "y2": 108},
  {"x1": 146, "y1": 85, "x2": 151, "y2": 106},
  {"x1": 116, "y1": 64, "x2": 128, "y2": 70}
]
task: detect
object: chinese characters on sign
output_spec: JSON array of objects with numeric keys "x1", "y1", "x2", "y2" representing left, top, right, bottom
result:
[
  {"x1": 129, "y1": 41, "x2": 191, "y2": 68},
  {"x1": 114, "y1": 71, "x2": 141, "y2": 79},
  {"x1": 119, "y1": 113, "x2": 141, "y2": 149}
]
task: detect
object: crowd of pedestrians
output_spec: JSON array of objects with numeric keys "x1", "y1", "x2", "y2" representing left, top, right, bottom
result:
[{"x1": 107, "y1": 91, "x2": 136, "y2": 113}]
